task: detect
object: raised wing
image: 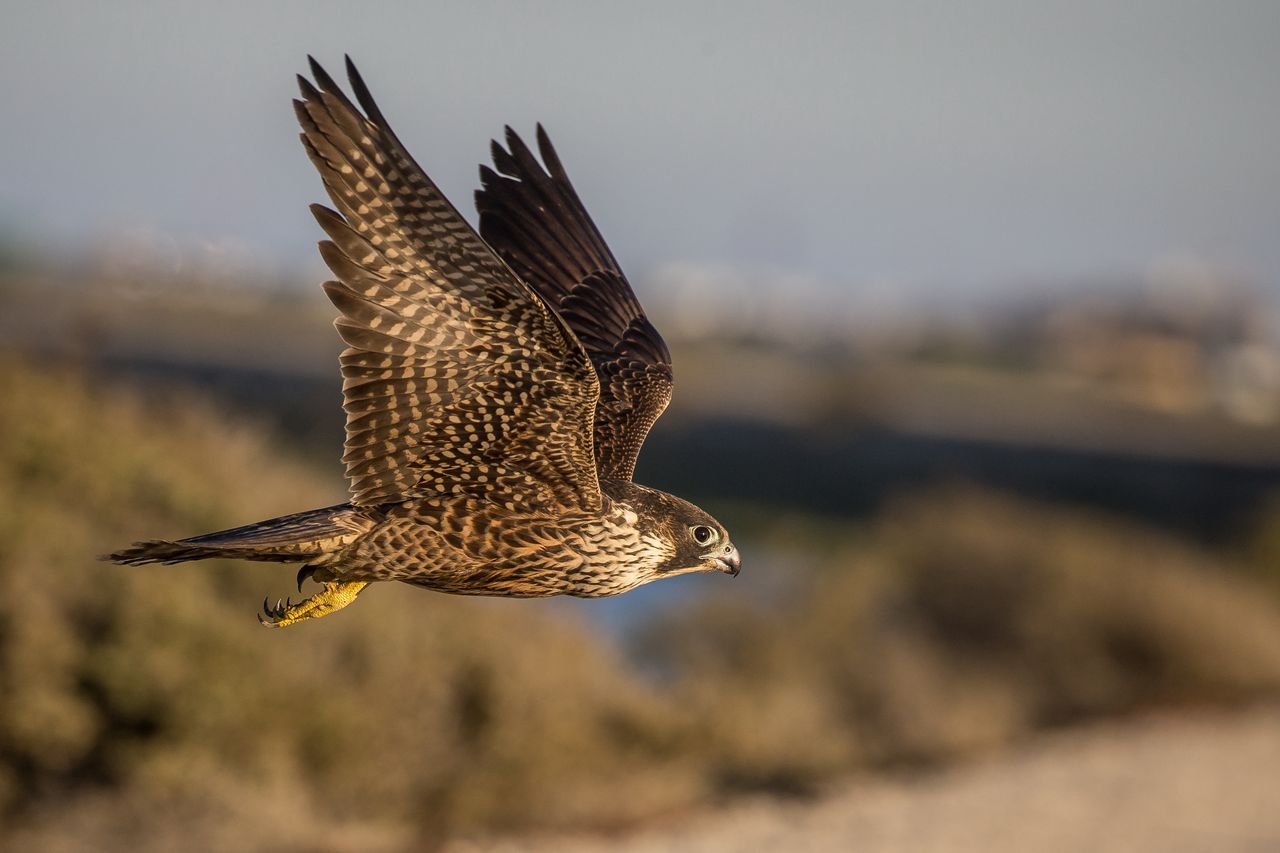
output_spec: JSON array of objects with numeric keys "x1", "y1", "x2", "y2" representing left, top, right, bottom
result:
[
  {"x1": 296, "y1": 58, "x2": 601, "y2": 512},
  {"x1": 476, "y1": 126, "x2": 673, "y2": 482}
]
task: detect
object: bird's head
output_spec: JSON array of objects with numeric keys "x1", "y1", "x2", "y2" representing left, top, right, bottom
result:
[{"x1": 626, "y1": 486, "x2": 739, "y2": 579}]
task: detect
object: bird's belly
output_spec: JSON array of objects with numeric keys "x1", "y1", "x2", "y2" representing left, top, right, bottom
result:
[{"x1": 336, "y1": 502, "x2": 649, "y2": 598}]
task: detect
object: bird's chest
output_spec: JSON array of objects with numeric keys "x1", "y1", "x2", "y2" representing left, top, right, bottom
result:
[
  {"x1": 490, "y1": 507, "x2": 653, "y2": 574},
  {"x1": 386, "y1": 500, "x2": 664, "y2": 596}
]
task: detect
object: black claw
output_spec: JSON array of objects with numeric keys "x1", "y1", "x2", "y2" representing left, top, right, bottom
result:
[{"x1": 296, "y1": 564, "x2": 319, "y2": 593}]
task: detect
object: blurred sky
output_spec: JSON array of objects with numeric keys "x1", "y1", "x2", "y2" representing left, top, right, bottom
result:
[{"x1": 4, "y1": 1, "x2": 1280, "y2": 301}]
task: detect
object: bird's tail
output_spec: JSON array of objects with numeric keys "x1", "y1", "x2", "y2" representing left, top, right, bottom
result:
[{"x1": 102, "y1": 503, "x2": 371, "y2": 566}]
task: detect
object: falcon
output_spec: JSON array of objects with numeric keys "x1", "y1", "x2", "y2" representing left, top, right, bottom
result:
[{"x1": 104, "y1": 57, "x2": 740, "y2": 627}]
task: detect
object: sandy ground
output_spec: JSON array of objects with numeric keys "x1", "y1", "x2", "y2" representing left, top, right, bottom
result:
[{"x1": 461, "y1": 704, "x2": 1280, "y2": 853}]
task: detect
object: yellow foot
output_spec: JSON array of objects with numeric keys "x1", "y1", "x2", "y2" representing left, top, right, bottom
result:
[{"x1": 258, "y1": 581, "x2": 369, "y2": 628}]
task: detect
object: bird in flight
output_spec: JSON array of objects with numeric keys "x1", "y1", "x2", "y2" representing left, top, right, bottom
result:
[{"x1": 104, "y1": 57, "x2": 739, "y2": 627}]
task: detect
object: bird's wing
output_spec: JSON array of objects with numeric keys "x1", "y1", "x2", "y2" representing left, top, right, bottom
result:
[
  {"x1": 296, "y1": 58, "x2": 601, "y2": 512},
  {"x1": 475, "y1": 126, "x2": 673, "y2": 482}
]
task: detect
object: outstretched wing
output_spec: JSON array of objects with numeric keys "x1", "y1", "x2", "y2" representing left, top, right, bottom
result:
[
  {"x1": 476, "y1": 126, "x2": 673, "y2": 482},
  {"x1": 296, "y1": 58, "x2": 601, "y2": 512}
]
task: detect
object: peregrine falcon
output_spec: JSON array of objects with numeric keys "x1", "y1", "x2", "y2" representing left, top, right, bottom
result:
[{"x1": 104, "y1": 57, "x2": 740, "y2": 627}]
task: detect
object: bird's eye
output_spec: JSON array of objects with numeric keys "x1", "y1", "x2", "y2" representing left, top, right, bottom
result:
[{"x1": 691, "y1": 525, "x2": 717, "y2": 546}]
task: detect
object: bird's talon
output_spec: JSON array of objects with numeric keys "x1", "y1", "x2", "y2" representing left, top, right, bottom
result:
[{"x1": 257, "y1": 580, "x2": 369, "y2": 628}]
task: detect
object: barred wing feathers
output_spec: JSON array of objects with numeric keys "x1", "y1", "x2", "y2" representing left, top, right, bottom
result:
[{"x1": 296, "y1": 58, "x2": 601, "y2": 512}]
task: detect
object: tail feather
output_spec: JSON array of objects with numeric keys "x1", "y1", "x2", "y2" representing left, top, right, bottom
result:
[{"x1": 102, "y1": 503, "x2": 372, "y2": 566}]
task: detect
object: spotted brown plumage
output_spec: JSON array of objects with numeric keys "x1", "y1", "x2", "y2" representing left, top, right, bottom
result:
[
  {"x1": 103, "y1": 56, "x2": 739, "y2": 627},
  {"x1": 297, "y1": 62, "x2": 599, "y2": 513}
]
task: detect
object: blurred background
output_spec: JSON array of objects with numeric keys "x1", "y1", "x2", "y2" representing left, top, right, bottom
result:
[{"x1": 4, "y1": 2, "x2": 1280, "y2": 851}]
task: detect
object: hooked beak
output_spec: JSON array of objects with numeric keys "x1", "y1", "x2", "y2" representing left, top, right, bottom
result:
[{"x1": 710, "y1": 545, "x2": 741, "y2": 576}]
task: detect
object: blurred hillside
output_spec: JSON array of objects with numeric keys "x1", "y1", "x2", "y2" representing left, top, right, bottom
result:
[
  {"x1": 7, "y1": 260, "x2": 1280, "y2": 542},
  {"x1": 3, "y1": 347, "x2": 1280, "y2": 850}
]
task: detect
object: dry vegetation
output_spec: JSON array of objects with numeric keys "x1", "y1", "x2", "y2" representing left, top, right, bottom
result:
[
  {"x1": 0, "y1": 359, "x2": 696, "y2": 850},
  {"x1": 3, "y1": 357, "x2": 1280, "y2": 851}
]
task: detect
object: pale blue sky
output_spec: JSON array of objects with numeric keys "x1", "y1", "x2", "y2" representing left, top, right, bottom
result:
[{"x1": 4, "y1": 1, "x2": 1279, "y2": 299}]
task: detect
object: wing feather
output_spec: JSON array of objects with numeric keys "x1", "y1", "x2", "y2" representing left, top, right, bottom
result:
[
  {"x1": 298, "y1": 57, "x2": 601, "y2": 511},
  {"x1": 476, "y1": 126, "x2": 673, "y2": 481}
]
